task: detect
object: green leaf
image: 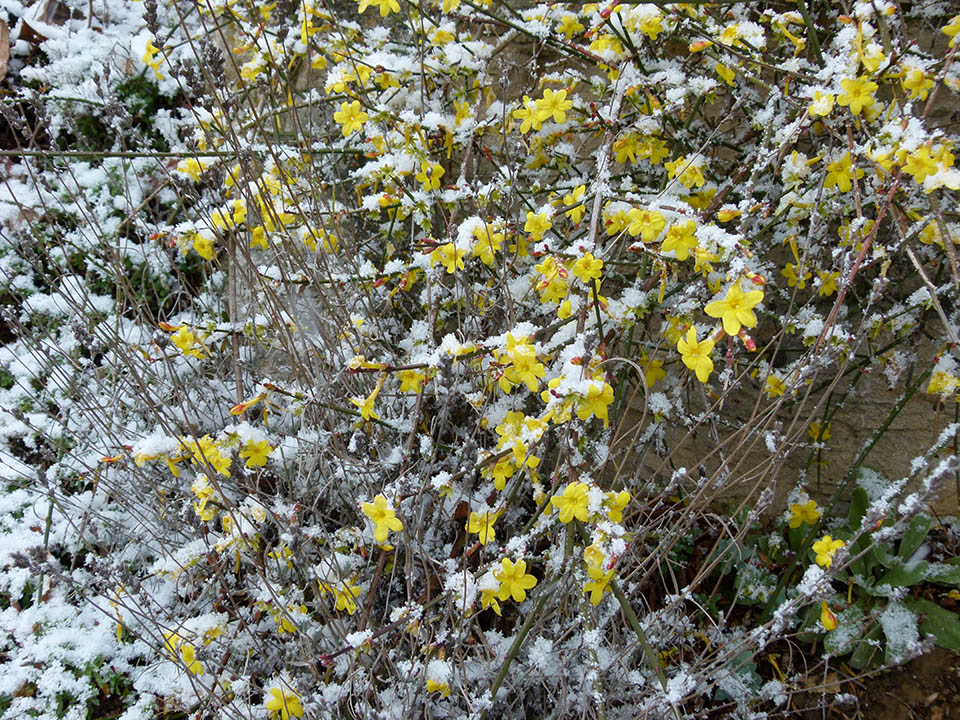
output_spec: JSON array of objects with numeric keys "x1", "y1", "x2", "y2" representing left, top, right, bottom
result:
[
  {"x1": 881, "y1": 602, "x2": 920, "y2": 664},
  {"x1": 903, "y1": 598, "x2": 960, "y2": 651},
  {"x1": 824, "y1": 604, "x2": 865, "y2": 656},
  {"x1": 874, "y1": 544, "x2": 896, "y2": 569},
  {"x1": 849, "y1": 624, "x2": 884, "y2": 669},
  {"x1": 878, "y1": 560, "x2": 929, "y2": 589},
  {"x1": 848, "y1": 487, "x2": 868, "y2": 531},
  {"x1": 849, "y1": 533, "x2": 872, "y2": 578},
  {"x1": 924, "y1": 563, "x2": 960, "y2": 586},
  {"x1": 898, "y1": 515, "x2": 932, "y2": 561}
]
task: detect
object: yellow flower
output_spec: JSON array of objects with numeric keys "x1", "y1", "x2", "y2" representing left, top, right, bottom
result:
[
  {"x1": 535, "y1": 88, "x2": 573, "y2": 124},
  {"x1": 809, "y1": 420, "x2": 831, "y2": 442},
  {"x1": 605, "y1": 490, "x2": 630, "y2": 523},
  {"x1": 239, "y1": 439, "x2": 273, "y2": 468},
  {"x1": 789, "y1": 500, "x2": 821, "y2": 529},
  {"x1": 274, "y1": 604, "x2": 306, "y2": 635},
  {"x1": 812, "y1": 535, "x2": 844, "y2": 568},
  {"x1": 357, "y1": 0, "x2": 399, "y2": 16},
  {"x1": 927, "y1": 371, "x2": 960, "y2": 396},
  {"x1": 904, "y1": 146, "x2": 939, "y2": 183},
  {"x1": 665, "y1": 156, "x2": 706, "y2": 189},
  {"x1": 576, "y1": 381, "x2": 614, "y2": 426},
  {"x1": 661, "y1": 220, "x2": 699, "y2": 261},
  {"x1": 432, "y1": 29, "x2": 455, "y2": 45},
  {"x1": 613, "y1": 134, "x2": 641, "y2": 164},
  {"x1": 396, "y1": 369, "x2": 426, "y2": 393},
  {"x1": 142, "y1": 39, "x2": 165, "y2": 79},
  {"x1": 824, "y1": 152, "x2": 864, "y2": 193},
  {"x1": 176, "y1": 157, "x2": 210, "y2": 181},
  {"x1": 416, "y1": 162, "x2": 445, "y2": 191},
  {"x1": 563, "y1": 185, "x2": 586, "y2": 224},
  {"x1": 170, "y1": 326, "x2": 205, "y2": 359},
  {"x1": 550, "y1": 481, "x2": 591, "y2": 523},
  {"x1": 333, "y1": 581, "x2": 362, "y2": 614},
  {"x1": 361, "y1": 493, "x2": 404, "y2": 544},
  {"x1": 499, "y1": 334, "x2": 545, "y2": 393},
  {"x1": 765, "y1": 375, "x2": 786, "y2": 398},
  {"x1": 641, "y1": 352, "x2": 666, "y2": 388},
  {"x1": 466, "y1": 511, "x2": 498, "y2": 544},
  {"x1": 572, "y1": 252, "x2": 603, "y2": 283},
  {"x1": 265, "y1": 687, "x2": 304, "y2": 720},
  {"x1": 584, "y1": 564, "x2": 614, "y2": 606},
  {"x1": 165, "y1": 633, "x2": 204, "y2": 675},
  {"x1": 192, "y1": 232, "x2": 216, "y2": 260},
  {"x1": 494, "y1": 558, "x2": 538, "y2": 602},
  {"x1": 837, "y1": 76, "x2": 878, "y2": 116},
  {"x1": 480, "y1": 587, "x2": 501, "y2": 615},
  {"x1": 453, "y1": 100, "x2": 471, "y2": 127},
  {"x1": 333, "y1": 100, "x2": 368, "y2": 137},
  {"x1": 558, "y1": 14, "x2": 584, "y2": 39},
  {"x1": 808, "y1": 91, "x2": 834, "y2": 117},
  {"x1": 350, "y1": 374, "x2": 385, "y2": 421},
  {"x1": 781, "y1": 263, "x2": 811, "y2": 289},
  {"x1": 677, "y1": 327, "x2": 714, "y2": 383},
  {"x1": 627, "y1": 208, "x2": 666, "y2": 242},
  {"x1": 524, "y1": 211, "x2": 552, "y2": 241},
  {"x1": 638, "y1": 13, "x2": 662, "y2": 40},
  {"x1": 250, "y1": 225, "x2": 268, "y2": 249},
  {"x1": 693, "y1": 247, "x2": 719, "y2": 275},
  {"x1": 240, "y1": 56, "x2": 265, "y2": 83},
  {"x1": 487, "y1": 457, "x2": 515, "y2": 491},
  {"x1": 426, "y1": 678, "x2": 451, "y2": 696},
  {"x1": 704, "y1": 283, "x2": 764, "y2": 336},
  {"x1": 820, "y1": 601, "x2": 838, "y2": 631},
  {"x1": 860, "y1": 43, "x2": 886, "y2": 73},
  {"x1": 512, "y1": 95, "x2": 543, "y2": 134},
  {"x1": 902, "y1": 67, "x2": 934, "y2": 101},
  {"x1": 715, "y1": 62, "x2": 736, "y2": 86},
  {"x1": 429, "y1": 242, "x2": 466, "y2": 274},
  {"x1": 818, "y1": 271, "x2": 840, "y2": 297},
  {"x1": 472, "y1": 225, "x2": 503, "y2": 265},
  {"x1": 944, "y1": 15, "x2": 960, "y2": 48},
  {"x1": 179, "y1": 642, "x2": 204, "y2": 675}
]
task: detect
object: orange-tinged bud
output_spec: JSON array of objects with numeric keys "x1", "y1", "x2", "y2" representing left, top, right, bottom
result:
[
  {"x1": 100, "y1": 455, "x2": 123, "y2": 463},
  {"x1": 158, "y1": 322, "x2": 178, "y2": 331},
  {"x1": 689, "y1": 40, "x2": 713, "y2": 52},
  {"x1": 230, "y1": 393, "x2": 266, "y2": 415},
  {"x1": 820, "y1": 601, "x2": 838, "y2": 631}
]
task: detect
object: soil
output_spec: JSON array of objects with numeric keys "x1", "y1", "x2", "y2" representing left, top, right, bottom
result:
[{"x1": 855, "y1": 648, "x2": 960, "y2": 720}]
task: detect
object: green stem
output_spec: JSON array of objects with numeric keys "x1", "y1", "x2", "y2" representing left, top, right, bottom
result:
[
  {"x1": 761, "y1": 365, "x2": 933, "y2": 618},
  {"x1": 485, "y1": 578, "x2": 556, "y2": 707},
  {"x1": 795, "y1": 0, "x2": 824, "y2": 67}
]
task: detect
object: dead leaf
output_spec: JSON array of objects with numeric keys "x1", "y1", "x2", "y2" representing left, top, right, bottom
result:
[
  {"x1": 17, "y1": 0, "x2": 74, "y2": 44},
  {"x1": 0, "y1": 20, "x2": 8, "y2": 82}
]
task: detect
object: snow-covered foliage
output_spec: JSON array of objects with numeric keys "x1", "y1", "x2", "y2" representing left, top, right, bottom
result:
[{"x1": 0, "y1": 0, "x2": 959, "y2": 716}]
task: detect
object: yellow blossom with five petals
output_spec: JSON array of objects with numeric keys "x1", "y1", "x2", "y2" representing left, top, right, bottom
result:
[
  {"x1": 550, "y1": 481, "x2": 590, "y2": 523},
  {"x1": 361, "y1": 493, "x2": 404, "y2": 543},
  {"x1": 494, "y1": 558, "x2": 538, "y2": 602},
  {"x1": 704, "y1": 283, "x2": 764, "y2": 336},
  {"x1": 677, "y1": 327, "x2": 715, "y2": 383}
]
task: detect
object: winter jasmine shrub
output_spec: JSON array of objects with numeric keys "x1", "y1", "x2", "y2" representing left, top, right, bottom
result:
[{"x1": 1, "y1": 0, "x2": 960, "y2": 717}]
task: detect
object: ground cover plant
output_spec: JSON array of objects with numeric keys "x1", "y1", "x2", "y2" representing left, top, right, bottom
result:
[{"x1": 1, "y1": 0, "x2": 960, "y2": 716}]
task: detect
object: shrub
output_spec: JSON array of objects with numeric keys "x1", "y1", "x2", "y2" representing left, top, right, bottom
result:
[{"x1": 1, "y1": 0, "x2": 959, "y2": 717}]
